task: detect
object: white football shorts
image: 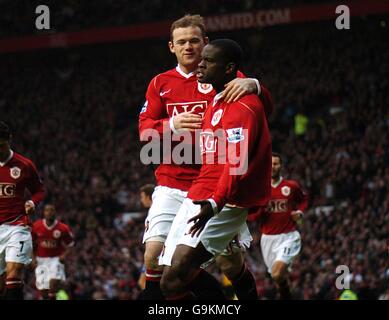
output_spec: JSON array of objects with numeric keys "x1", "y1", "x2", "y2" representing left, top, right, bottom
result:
[
  {"x1": 0, "y1": 224, "x2": 32, "y2": 275},
  {"x1": 261, "y1": 230, "x2": 301, "y2": 274}
]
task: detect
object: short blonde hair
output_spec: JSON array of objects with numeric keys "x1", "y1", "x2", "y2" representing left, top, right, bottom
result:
[{"x1": 170, "y1": 14, "x2": 206, "y2": 40}]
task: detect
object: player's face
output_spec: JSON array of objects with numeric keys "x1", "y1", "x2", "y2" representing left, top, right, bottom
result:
[
  {"x1": 271, "y1": 156, "x2": 282, "y2": 179},
  {"x1": 197, "y1": 44, "x2": 225, "y2": 85},
  {"x1": 140, "y1": 192, "x2": 152, "y2": 209},
  {"x1": 0, "y1": 139, "x2": 10, "y2": 162},
  {"x1": 169, "y1": 26, "x2": 208, "y2": 73},
  {"x1": 43, "y1": 205, "x2": 56, "y2": 220}
]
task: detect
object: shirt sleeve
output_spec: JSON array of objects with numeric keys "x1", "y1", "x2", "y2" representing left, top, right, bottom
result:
[
  {"x1": 139, "y1": 76, "x2": 171, "y2": 140},
  {"x1": 26, "y1": 162, "x2": 45, "y2": 206},
  {"x1": 61, "y1": 226, "x2": 75, "y2": 247},
  {"x1": 211, "y1": 101, "x2": 261, "y2": 210},
  {"x1": 294, "y1": 182, "x2": 309, "y2": 212}
]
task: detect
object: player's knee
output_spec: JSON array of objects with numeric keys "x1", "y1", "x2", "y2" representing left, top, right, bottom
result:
[
  {"x1": 144, "y1": 250, "x2": 162, "y2": 271},
  {"x1": 272, "y1": 269, "x2": 286, "y2": 284},
  {"x1": 216, "y1": 255, "x2": 243, "y2": 281},
  {"x1": 160, "y1": 268, "x2": 180, "y2": 297}
]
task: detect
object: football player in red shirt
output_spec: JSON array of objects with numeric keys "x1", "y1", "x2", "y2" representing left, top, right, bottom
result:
[
  {"x1": 0, "y1": 121, "x2": 45, "y2": 300},
  {"x1": 139, "y1": 14, "x2": 274, "y2": 300},
  {"x1": 31, "y1": 204, "x2": 74, "y2": 300},
  {"x1": 159, "y1": 39, "x2": 272, "y2": 300},
  {"x1": 248, "y1": 153, "x2": 308, "y2": 299}
]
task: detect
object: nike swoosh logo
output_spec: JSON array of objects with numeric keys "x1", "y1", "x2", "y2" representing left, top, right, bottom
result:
[{"x1": 160, "y1": 89, "x2": 171, "y2": 96}]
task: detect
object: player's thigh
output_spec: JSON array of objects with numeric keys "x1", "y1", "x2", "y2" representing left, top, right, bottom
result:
[
  {"x1": 260, "y1": 234, "x2": 278, "y2": 274},
  {"x1": 5, "y1": 226, "x2": 32, "y2": 277},
  {"x1": 215, "y1": 250, "x2": 244, "y2": 280},
  {"x1": 35, "y1": 259, "x2": 51, "y2": 290},
  {"x1": 274, "y1": 231, "x2": 301, "y2": 267},
  {"x1": 271, "y1": 260, "x2": 289, "y2": 281}
]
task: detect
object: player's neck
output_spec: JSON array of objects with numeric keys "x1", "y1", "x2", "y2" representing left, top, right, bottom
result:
[
  {"x1": 45, "y1": 218, "x2": 56, "y2": 226},
  {"x1": 0, "y1": 149, "x2": 12, "y2": 164},
  {"x1": 271, "y1": 176, "x2": 282, "y2": 187}
]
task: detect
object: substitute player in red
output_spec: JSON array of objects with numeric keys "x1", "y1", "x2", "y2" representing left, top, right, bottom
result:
[
  {"x1": 160, "y1": 39, "x2": 272, "y2": 300},
  {"x1": 0, "y1": 121, "x2": 45, "y2": 300},
  {"x1": 139, "y1": 14, "x2": 274, "y2": 300},
  {"x1": 249, "y1": 152, "x2": 308, "y2": 299},
  {"x1": 32, "y1": 204, "x2": 74, "y2": 300}
]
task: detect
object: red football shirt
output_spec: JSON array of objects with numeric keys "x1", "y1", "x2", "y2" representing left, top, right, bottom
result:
[
  {"x1": 139, "y1": 65, "x2": 274, "y2": 191},
  {"x1": 0, "y1": 150, "x2": 45, "y2": 225},
  {"x1": 32, "y1": 219, "x2": 75, "y2": 257},
  {"x1": 187, "y1": 93, "x2": 272, "y2": 210},
  {"x1": 253, "y1": 178, "x2": 308, "y2": 235}
]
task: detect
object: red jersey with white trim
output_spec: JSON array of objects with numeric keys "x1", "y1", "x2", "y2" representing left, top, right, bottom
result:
[
  {"x1": 258, "y1": 178, "x2": 308, "y2": 235},
  {"x1": 32, "y1": 219, "x2": 75, "y2": 257},
  {"x1": 187, "y1": 93, "x2": 272, "y2": 210},
  {"x1": 139, "y1": 66, "x2": 274, "y2": 191},
  {"x1": 0, "y1": 151, "x2": 45, "y2": 225}
]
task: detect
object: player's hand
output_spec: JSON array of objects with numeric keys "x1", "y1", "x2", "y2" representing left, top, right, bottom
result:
[
  {"x1": 187, "y1": 200, "x2": 214, "y2": 237},
  {"x1": 172, "y1": 111, "x2": 202, "y2": 131},
  {"x1": 221, "y1": 78, "x2": 258, "y2": 103},
  {"x1": 59, "y1": 255, "x2": 65, "y2": 264},
  {"x1": 25, "y1": 200, "x2": 35, "y2": 215},
  {"x1": 291, "y1": 210, "x2": 304, "y2": 223}
]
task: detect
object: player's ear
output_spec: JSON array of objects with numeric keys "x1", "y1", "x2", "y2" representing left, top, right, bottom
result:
[
  {"x1": 168, "y1": 41, "x2": 175, "y2": 54},
  {"x1": 225, "y1": 62, "x2": 236, "y2": 75},
  {"x1": 203, "y1": 37, "x2": 209, "y2": 45}
]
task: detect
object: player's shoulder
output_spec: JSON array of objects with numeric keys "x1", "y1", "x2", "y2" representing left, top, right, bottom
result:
[
  {"x1": 12, "y1": 152, "x2": 36, "y2": 168},
  {"x1": 283, "y1": 179, "x2": 302, "y2": 189},
  {"x1": 32, "y1": 219, "x2": 44, "y2": 228},
  {"x1": 149, "y1": 68, "x2": 179, "y2": 86},
  {"x1": 57, "y1": 220, "x2": 71, "y2": 231},
  {"x1": 233, "y1": 94, "x2": 263, "y2": 117}
]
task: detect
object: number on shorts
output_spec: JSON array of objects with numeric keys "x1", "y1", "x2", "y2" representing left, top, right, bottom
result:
[
  {"x1": 19, "y1": 241, "x2": 24, "y2": 252},
  {"x1": 283, "y1": 247, "x2": 291, "y2": 255}
]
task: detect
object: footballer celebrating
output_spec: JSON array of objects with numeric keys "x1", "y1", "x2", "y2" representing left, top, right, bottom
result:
[{"x1": 159, "y1": 39, "x2": 272, "y2": 300}]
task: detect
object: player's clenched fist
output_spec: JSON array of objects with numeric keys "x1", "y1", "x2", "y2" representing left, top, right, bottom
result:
[
  {"x1": 25, "y1": 200, "x2": 35, "y2": 215},
  {"x1": 172, "y1": 111, "x2": 202, "y2": 131}
]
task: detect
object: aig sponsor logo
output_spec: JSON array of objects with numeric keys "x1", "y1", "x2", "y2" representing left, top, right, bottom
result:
[
  {"x1": 0, "y1": 183, "x2": 16, "y2": 198},
  {"x1": 166, "y1": 101, "x2": 207, "y2": 117},
  {"x1": 268, "y1": 199, "x2": 288, "y2": 212},
  {"x1": 200, "y1": 132, "x2": 217, "y2": 154}
]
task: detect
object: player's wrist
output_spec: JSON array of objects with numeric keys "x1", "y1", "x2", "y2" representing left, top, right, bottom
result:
[
  {"x1": 169, "y1": 117, "x2": 180, "y2": 134},
  {"x1": 250, "y1": 78, "x2": 261, "y2": 95},
  {"x1": 207, "y1": 198, "x2": 219, "y2": 215}
]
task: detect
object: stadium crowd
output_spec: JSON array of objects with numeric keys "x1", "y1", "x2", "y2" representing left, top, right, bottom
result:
[{"x1": 1, "y1": 16, "x2": 388, "y2": 299}]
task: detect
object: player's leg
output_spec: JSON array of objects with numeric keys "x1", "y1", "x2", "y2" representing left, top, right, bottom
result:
[
  {"x1": 0, "y1": 273, "x2": 5, "y2": 299},
  {"x1": 271, "y1": 261, "x2": 291, "y2": 299},
  {"x1": 216, "y1": 224, "x2": 258, "y2": 300},
  {"x1": 5, "y1": 262, "x2": 25, "y2": 300},
  {"x1": 48, "y1": 279, "x2": 61, "y2": 300},
  {"x1": 160, "y1": 243, "x2": 213, "y2": 299},
  {"x1": 269, "y1": 231, "x2": 301, "y2": 300},
  {"x1": 141, "y1": 186, "x2": 184, "y2": 300},
  {"x1": 4, "y1": 225, "x2": 32, "y2": 300},
  {"x1": 143, "y1": 240, "x2": 165, "y2": 300},
  {"x1": 216, "y1": 250, "x2": 258, "y2": 300}
]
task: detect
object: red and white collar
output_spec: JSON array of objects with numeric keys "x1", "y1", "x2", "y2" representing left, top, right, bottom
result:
[
  {"x1": 176, "y1": 65, "x2": 195, "y2": 79},
  {"x1": 0, "y1": 150, "x2": 13, "y2": 167},
  {"x1": 271, "y1": 176, "x2": 283, "y2": 188},
  {"x1": 212, "y1": 92, "x2": 224, "y2": 107},
  {"x1": 43, "y1": 219, "x2": 58, "y2": 230}
]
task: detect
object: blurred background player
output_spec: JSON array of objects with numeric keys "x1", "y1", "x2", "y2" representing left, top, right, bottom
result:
[
  {"x1": 137, "y1": 184, "x2": 154, "y2": 292},
  {"x1": 31, "y1": 204, "x2": 74, "y2": 300},
  {"x1": 0, "y1": 121, "x2": 45, "y2": 300},
  {"x1": 139, "y1": 14, "x2": 273, "y2": 300},
  {"x1": 249, "y1": 152, "x2": 308, "y2": 299}
]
